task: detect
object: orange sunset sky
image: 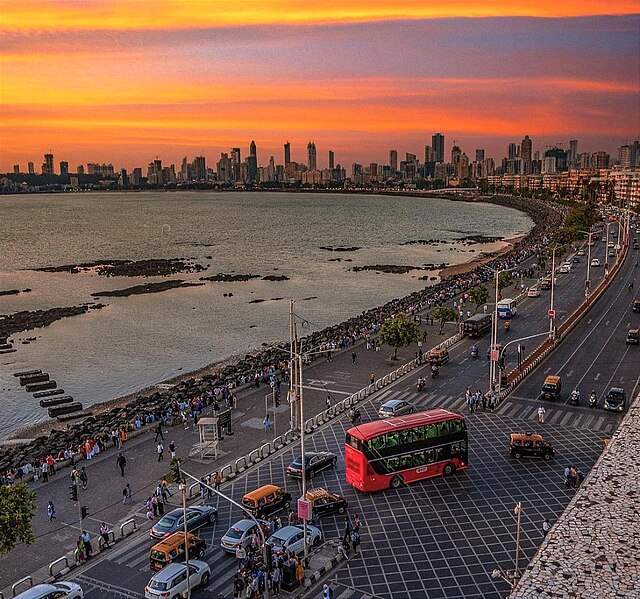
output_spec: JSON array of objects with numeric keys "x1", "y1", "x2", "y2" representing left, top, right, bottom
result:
[{"x1": 1, "y1": 1, "x2": 639, "y2": 170}]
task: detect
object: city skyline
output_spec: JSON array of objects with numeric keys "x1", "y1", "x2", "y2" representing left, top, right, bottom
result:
[{"x1": 1, "y1": 3, "x2": 639, "y2": 171}]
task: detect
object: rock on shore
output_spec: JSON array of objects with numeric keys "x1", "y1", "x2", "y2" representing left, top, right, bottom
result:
[
  {"x1": 32, "y1": 258, "x2": 206, "y2": 277},
  {"x1": 262, "y1": 275, "x2": 289, "y2": 281},
  {"x1": 200, "y1": 273, "x2": 261, "y2": 282},
  {"x1": 351, "y1": 264, "x2": 428, "y2": 274},
  {"x1": 92, "y1": 280, "x2": 204, "y2": 297},
  {"x1": 0, "y1": 304, "x2": 106, "y2": 338},
  {"x1": 319, "y1": 246, "x2": 361, "y2": 252}
]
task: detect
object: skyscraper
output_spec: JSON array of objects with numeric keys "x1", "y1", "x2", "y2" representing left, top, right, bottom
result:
[
  {"x1": 328, "y1": 150, "x2": 335, "y2": 170},
  {"x1": 42, "y1": 153, "x2": 54, "y2": 175},
  {"x1": 77, "y1": 165, "x2": 85, "y2": 176},
  {"x1": 13, "y1": 164, "x2": 19, "y2": 174},
  {"x1": 231, "y1": 148, "x2": 241, "y2": 164},
  {"x1": 568, "y1": 139, "x2": 578, "y2": 167},
  {"x1": 307, "y1": 142, "x2": 317, "y2": 171},
  {"x1": 389, "y1": 150, "x2": 398, "y2": 171},
  {"x1": 28, "y1": 161, "x2": 34, "y2": 174},
  {"x1": 284, "y1": 142, "x2": 291, "y2": 166},
  {"x1": 432, "y1": 133, "x2": 445, "y2": 163},
  {"x1": 59, "y1": 161, "x2": 69, "y2": 176},
  {"x1": 521, "y1": 136, "x2": 532, "y2": 162},
  {"x1": 508, "y1": 143, "x2": 518, "y2": 160},
  {"x1": 424, "y1": 145, "x2": 433, "y2": 164},
  {"x1": 248, "y1": 140, "x2": 258, "y2": 182},
  {"x1": 475, "y1": 149, "x2": 485, "y2": 163},
  {"x1": 193, "y1": 156, "x2": 206, "y2": 181},
  {"x1": 451, "y1": 145, "x2": 461, "y2": 168}
]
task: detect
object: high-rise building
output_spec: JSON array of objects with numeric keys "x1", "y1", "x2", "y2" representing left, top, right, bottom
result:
[
  {"x1": 193, "y1": 156, "x2": 206, "y2": 181},
  {"x1": 542, "y1": 157, "x2": 557, "y2": 174},
  {"x1": 284, "y1": 142, "x2": 291, "y2": 166},
  {"x1": 231, "y1": 148, "x2": 241, "y2": 165},
  {"x1": 307, "y1": 142, "x2": 317, "y2": 171},
  {"x1": 521, "y1": 136, "x2": 532, "y2": 162},
  {"x1": 568, "y1": 139, "x2": 578, "y2": 166},
  {"x1": 475, "y1": 149, "x2": 485, "y2": 163},
  {"x1": 119, "y1": 168, "x2": 129, "y2": 187},
  {"x1": 180, "y1": 156, "x2": 189, "y2": 181},
  {"x1": 328, "y1": 150, "x2": 335, "y2": 170},
  {"x1": 432, "y1": 133, "x2": 445, "y2": 163},
  {"x1": 131, "y1": 167, "x2": 142, "y2": 186},
  {"x1": 630, "y1": 140, "x2": 640, "y2": 167},
  {"x1": 389, "y1": 150, "x2": 398, "y2": 171},
  {"x1": 42, "y1": 153, "x2": 54, "y2": 175},
  {"x1": 424, "y1": 145, "x2": 433, "y2": 164},
  {"x1": 248, "y1": 141, "x2": 258, "y2": 182},
  {"x1": 405, "y1": 153, "x2": 417, "y2": 164},
  {"x1": 544, "y1": 147, "x2": 568, "y2": 171},
  {"x1": 77, "y1": 165, "x2": 84, "y2": 176},
  {"x1": 591, "y1": 151, "x2": 610, "y2": 169},
  {"x1": 13, "y1": 164, "x2": 19, "y2": 174},
  {"x1": 458, "y1": 153, "x2": 470, "y2": 180},
  {"x1": 618, "y1": 145, "x2": 631, "y2": 168},
  {"x1": 59, "y1": 161, "x2": 69, "y2": 176},
  {"x1": 508, "y1": 143, "x2": 518, "y2": 160},
  {"x1": 217, "y1": 153, "x2": 233, "y2": 183},
  {"x1": 28, "y1": 162, "x2": 34, "y2": 174},
  {"x1": 451, "y1": 145, "x2": 461, "y2": 168}
]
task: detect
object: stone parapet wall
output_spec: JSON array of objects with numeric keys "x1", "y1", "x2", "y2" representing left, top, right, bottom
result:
[{"x1": 510, "y1": 391, "x2": 640, "y2": 599}]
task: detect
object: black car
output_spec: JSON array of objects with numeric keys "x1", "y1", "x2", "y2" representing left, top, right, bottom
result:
[
  {"x1": 305, "y1": 488, "x2": 348, "y2": 518},
  {"x1": 509, "y1": 433, "x2": 554, "y2": 460},
  {"x1": 633, "y1": 299, "x2": 640, "y2": 313},
  {"x1": 286, "y1": 451, "x2": 337, "y2": 479},
  {"x1": 150, "y1": 505, "x2": 218, "y2": 539},
  {"x1": 603, "y1": 387, "x2": 626, "y2": 412}
]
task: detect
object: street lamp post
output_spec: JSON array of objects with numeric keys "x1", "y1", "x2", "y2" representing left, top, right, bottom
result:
[
  {"x1": 297, "y1": 349, "x2": 309, "y2": 565},
  {"x1": 179, "y1": 483, "x2": 192, "y2": 599},
  {"x1": 577, "y1": 230, "x2": 593, "y2": 303},
  {"x1": 549, "y1": 246, "x2": 556, "y2": 338}
]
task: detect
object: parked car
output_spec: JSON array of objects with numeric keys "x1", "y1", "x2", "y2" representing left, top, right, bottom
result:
[
  {"x1": 527, "y1": 287, "x2": 541, "y2": 298},
  {"x1": 577, "y1": 248, "x2": 585, "y2": 256},
  {"x1": 608, "y1": 241, "x2": 614, "y2": 248},
  {"x1": 287, "y1": 451, "x2": 337, "y2": 479},
  {"x1": 266, "y1": 524, "x2": 322, "y2": 556},
  {"x1": 14, "y1": 584, "x2": 83, "y2": 599},
  {"x1": 220, "y1": 519, "x2": 269, "y2": 553},
  {"x1": 603, "y1": 387, "x2": 627, "y2": 412},
  {"x1": 559, "y1": 263, "x2": 571, "y2": 273},
  {"x1": 509, "y1": 433, "x2": 555, "y2": 460},
  {"x1": 572, "y1": 256, "x2": 580, "y2": 264},
  {"x1": 150, "y1": 505, "x2": 217, "y2": 539},
  {"x1": 590, "y1": 258, "x2": 600, "y2": 267},
  {"x1": 145, "y1": 560, "x2": 211, "y2": 599},
  {"x1": 305, "y1": 487, "x2": 348, "y2": 518},
  {"x1": 378, "y1": 399, "x2": 414, "y2": 418}
]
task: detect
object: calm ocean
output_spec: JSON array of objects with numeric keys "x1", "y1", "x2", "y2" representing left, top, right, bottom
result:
[{"x1": 0, "y1": 191, "x2": 532, "y2": 435}]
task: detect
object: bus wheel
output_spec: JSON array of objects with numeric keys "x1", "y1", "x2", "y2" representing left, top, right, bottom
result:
[
  {"x1": 514, "y1": 452, "x2": 522, "y2": 460},
  {"x1": 391, "y1": 476, "x2": 402, "y2": 489},
  {"x1": 443, "y1": 463, "x2": 455, "y2": 476}
]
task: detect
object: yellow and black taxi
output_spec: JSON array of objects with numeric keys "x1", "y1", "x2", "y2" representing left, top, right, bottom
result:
[
  {"x1": 541, "y1": 375, "x2": 562, "y2": 400},
  {"x1": 149, "y1": 531, "x2": 206, "y2": 571},
  {"x1": 241, "y1": 484, "x2": 292, "y2": 518},
  {"x1": 304, "y1": 488, "x2": 348, "y2": 518},
  {"x1": 427, "y1": 347, "x2": 450, "y2": 366},
  {"x1": 509, "y1": 433, "x2": 555, "y2": 460}
]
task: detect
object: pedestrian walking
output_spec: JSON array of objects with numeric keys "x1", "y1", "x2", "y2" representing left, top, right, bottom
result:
[
  {"x1": 122, "y1": 485, "x2": 130, "y2": 504},
  {"x1": 154, "y1": 423, "x2": 164, "y2": 442},
  {"x1": 351, "y1": 351, "x2": 357, "y2": 364},
  {"x1": 41, "y1": 460, "x2": 49, "y2": 483},
  {"x1": 100, "y1": 522, "x2": 111, "y2": 548},
  {"x1": 47, "y1": 500, "x2": 56, "y2": 522},
  {"x1": 116, "y1": 453, "x2": 127, "y2": 477},
  {"x1": 352, "y1": 530, "x2": 361, "y2": 555},
  {"x1": 537, "y1": 405, "x2": 546, "y2": 424},
  {"x1": 295, "y1": 560, "x2": 305, "y2": 586},
  {"x1": 263, "y1": 414, "x2": 272, "y2": 433},
  {"x1": 79, "y1": 466, "x2": 88, "y2": 490},
  {"x1": 369, "y1": 372, "x2": 375, "y2": 385},
  {"x1": 156, "y1": 441, "x2": 164, "y2": 462},
  {"x1": 542, "y1": 518, "x2": 551, "y2": 536},
  {"x1": 169, "y1": 440, "x2": 176, "y2": 460},
  {"x1": 213, "y1": 471, "x2": 222, "y2": 491},
  {"x1": 325, "y1": 394, "x2": 332, "y2": 410},
  {"x1": 271, "y1": 566, "x2": 281, "y2": 595},
  {"x1": 81, "y1": 530, "x2": 93, "y2": 558},
  {"x1": 323, "y1": 583, "x2": 335, "y2": 599}
]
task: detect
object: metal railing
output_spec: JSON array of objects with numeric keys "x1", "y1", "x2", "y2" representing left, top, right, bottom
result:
[
  {"x1": 48, "y1": 556, "x2": 68, "y2": 577},
  {"x1": 119, "y1": 518, "x2": 137, "y2": 538},
  {"x1": 11, "y1": 577, "x2": 32, "y2": 597}
]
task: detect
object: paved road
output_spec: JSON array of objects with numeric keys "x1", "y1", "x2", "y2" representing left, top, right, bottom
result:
[{"x1": 61, "y1": 238, "x2": 637, "y2": 599}]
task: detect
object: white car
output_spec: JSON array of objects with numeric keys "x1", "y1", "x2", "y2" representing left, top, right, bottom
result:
[
  {"x1": 559, "y1": 264, "x2": 571, "y2": 273},
  {"x1": 608, "y1": 242, "x2": 614, "y2": 248},
  {"x1": 145, "y1": 561, "x2": 211, "y2": 599},
  {"x1": 220, "y1": 518, "x2": 269, "y2": 553},
  {"x1": 527, "y1": 287, "x2": 540, "y2": 298},
  {"x1": 266, "y1": 524, "x2": 322, "y2": 556},
  {"x1": 14, "y1": 583, "x2": 83, "y2": 599},
  {"x1": 591, "y1": 258, "x2": 601, "y2": 267},
  {"x1": 577, "y1": 248, "x2": 585, "y2": 256}
]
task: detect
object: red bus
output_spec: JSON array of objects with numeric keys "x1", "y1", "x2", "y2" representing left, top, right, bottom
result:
[{"x1": 345, "y1": 409, "x2": 468, "y2": 492}]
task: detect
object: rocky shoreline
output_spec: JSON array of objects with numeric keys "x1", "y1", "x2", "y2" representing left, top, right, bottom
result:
[
  {"x1": 91, "y1": 280, "x2": 204, "y2": 298},
  {"x1": 32, "y1": 257, "x2": 206, "y2": 277},
  {"x1": 0, "y1": 304, "x2": 106, "y2": 339},
  {"x1": 0, "y1": 194, "x2": 563, "y2": 472}
]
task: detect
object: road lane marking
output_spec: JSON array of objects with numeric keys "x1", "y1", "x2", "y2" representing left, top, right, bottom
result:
[
  {"x1": 594, "y1": 373, "x2": 601, "y2": 381},
  {"x1": 303, "y1": 385, "x2": 351, "y2": 395}
]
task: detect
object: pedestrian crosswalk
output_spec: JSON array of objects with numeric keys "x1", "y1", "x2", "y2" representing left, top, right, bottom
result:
[{"x1": 370, "y1": 388, "x2": 619, "y2": 433}]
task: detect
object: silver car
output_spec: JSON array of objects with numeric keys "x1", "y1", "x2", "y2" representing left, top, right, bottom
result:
[
  {"x1": 266, "y1": 524, "x2": 322, "y2": 556},
  {"x1": 220, "y1": 519, "x2": 269, "y2": 553},
  {"x1": 14, "y1": 583, "x2": 83, "y2": 599},
  {"x1": 378, "y1": 399, "x2": 414, "y2": 418},
  {"x1": 145, "y1": 560, "x2": 210, "y2": 599}
]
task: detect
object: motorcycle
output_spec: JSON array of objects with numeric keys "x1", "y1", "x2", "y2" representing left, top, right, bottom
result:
[
  {"x1": 416, "y1": 377, "x2": 425, "y2": 392},
  {"x1": 569, "y1": 389, "x2": 581, "y2": 406},
  {"x1": 470, "y1": 345, "x2": 479, "y2": 359},
  {"x1": 589, "y1": 392, "x2": 597, "y2": 408},
  {"x1": 431, "y1": 365, "x2": 439, "y2": 379}
]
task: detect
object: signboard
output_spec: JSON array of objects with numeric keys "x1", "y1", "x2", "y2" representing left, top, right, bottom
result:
[
  {"x1": 548, "y1": 309, "x2": 556, "y2": 319},
  {"x1": 297, "y1": 498, "x2": 311, "y2": 521},
  {"x1": 490, "y1": 349, "x2": 499, "y2": 362}
]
